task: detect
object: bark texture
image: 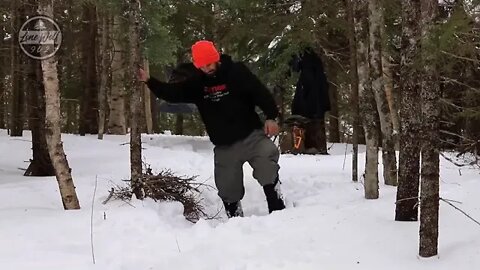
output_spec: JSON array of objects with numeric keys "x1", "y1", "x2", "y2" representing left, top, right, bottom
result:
[
  {"x1": 25, "y1": 54, "x2": 54, "y2": 176},
  {"x1": 357, "y1": 0, "x2": 380, "y2": 199},
  {"x1": 10, "y1": 1, "x2": 25, "y2": 137},
  {"x1": 98, "y1": 12, "x2": 110, "y2": 140},
  {"x1": 108, "y1": 15, "x2": 127, "y2": 135},
  {"x1": 419, "y1": 0, "x2": 440, "y2": 258},
  {"x1": 79, "y1": 3, "x2": 99, "y2": 135},
  {"x1": 368, "y1": 0, "x2": 398, "y2": 186},
  {"x1": 395, "y1": 0, "x2": 422, "y2": 221},
  {"x1": 382, "y1": 54, "x2": 401, "y2": 135},
  {"x1": 128, "y1": 0, "x2": 144, "y2": 199},
  {"x1": 346, "y1": 0, "x2": 360, "y2": 182},
  {"x1": 39, "y1": 0, "x2": 80, "y2": 210},
  {"x1": 143, "y1": 58, "x2": 153, "y2": 134}
]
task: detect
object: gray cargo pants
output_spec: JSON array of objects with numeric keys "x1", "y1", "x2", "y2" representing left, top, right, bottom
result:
[{"x1": 213, "y1": 129, "x2": 280, "y2": 203}]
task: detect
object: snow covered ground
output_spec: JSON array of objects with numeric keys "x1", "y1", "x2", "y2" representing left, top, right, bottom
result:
[{"x1": 0, "y1": 129, "x2": 479, "y2": 270}]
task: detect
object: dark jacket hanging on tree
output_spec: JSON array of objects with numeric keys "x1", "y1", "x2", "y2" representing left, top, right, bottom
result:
[{"x1": 290, "y1": 48, "x2": 331, "y2": 119}]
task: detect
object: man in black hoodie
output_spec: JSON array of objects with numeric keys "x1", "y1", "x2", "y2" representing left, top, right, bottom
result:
[{"x1": 137, "y1": 40, "x2": 285, "y2": 217}]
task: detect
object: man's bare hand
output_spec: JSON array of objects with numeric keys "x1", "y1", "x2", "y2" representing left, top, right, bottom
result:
[
  {"x1": 137, "y1": 67, "x2": 149, "y2": 82},
  {"x1": 264, "y1": 120, "x2": 279, "y2": 137}
]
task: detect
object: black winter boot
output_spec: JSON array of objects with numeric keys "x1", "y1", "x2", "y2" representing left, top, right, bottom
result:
[
  {"x1": 223, "y1": 201, "x2": 244, "y2": 218},
  {"x1": 263, "y1": 177, "x2": 286, "y2": 213}
]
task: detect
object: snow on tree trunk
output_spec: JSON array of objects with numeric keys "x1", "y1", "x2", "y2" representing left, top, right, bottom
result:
[
  {"x1": 128, "y1": 0, "x2": 144, "y2": 199},
  {"x1": 108, "y1": 15, "x2": 127, "y2": 135},
  {"x1": 39, "y1": 0, "x2": 80, "y2": 210},
  {"x1": 395, "y1": 0, "x2": 422, "y2": 222},
  {"x1": 346, "y1": 0, "x2": 360, "y2": 182},
  {"x1": 357, "y1": 0, "x2": 379, "y2": 199},
  {"x1": 368, "y1": 0, "x2": 398, "y2": 187},
  {"x1": 419, "y1": 0, "x2": 440, "y2": 258}
]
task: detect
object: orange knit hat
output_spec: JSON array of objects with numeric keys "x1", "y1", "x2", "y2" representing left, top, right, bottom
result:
[{"x1": 191, "y1": 40, "x2": 220, "y2": 68}]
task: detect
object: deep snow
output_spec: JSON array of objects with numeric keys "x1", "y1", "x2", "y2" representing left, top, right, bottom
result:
[{"x1": 0, "y1": 129, "x2": 479, "y2": 270}]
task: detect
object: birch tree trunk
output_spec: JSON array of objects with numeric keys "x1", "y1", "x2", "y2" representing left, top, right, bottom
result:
[
  {"x1": 382, "y1": 54, "x2": 401, "y2": 135},
  {"x1": 357, "y1": 0, "x2": 380, "y2": 199},
  {"x1": 346, "y1": 0, "x2": 360, "y2": 182},
  {"x1": 128, "y1": 0, "x2": 144, "y2": 199},
  {"x1": 97, "y1": 12, "x2": 110, "y2": 140},
  {"x1": 39, "y1": 0, "x2": 80, "y2": 210},
  {"x1": 419, "y1": 0, "x2": 440, "y2": 257},
  {"x1": 395, "y1": 0, "x2": 422, "y2": 222},
  {"x1": 368, "y1": 0, "x2": 398, "y2": 186},
  {"x1": 108, "y1": 15, "x2": 127, "y2": 135}
]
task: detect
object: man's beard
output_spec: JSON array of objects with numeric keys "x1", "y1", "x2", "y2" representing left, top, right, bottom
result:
[{"x1": 205, "y1": 69, "x2": 217, "y2": 77}]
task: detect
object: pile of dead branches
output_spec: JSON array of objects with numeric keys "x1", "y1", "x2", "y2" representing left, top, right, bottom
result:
[{"x1": 104, "y1": 168, "x2": 214, "y2": 222}]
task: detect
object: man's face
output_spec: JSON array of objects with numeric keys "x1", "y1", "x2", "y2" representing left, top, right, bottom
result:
[{"x1": 199, "y1": 62, "x2": 218, "y2": 76}]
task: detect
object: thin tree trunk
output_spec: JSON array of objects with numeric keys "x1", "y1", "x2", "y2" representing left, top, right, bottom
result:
[
  {"x1": 143, "y1": 58, "x2": 153, "y2": 134},
  {"x1": 0, "y1": 55, "x2": 5, "y2": 129},
  {"x1": 395, "y1": 0, "x2": 422, "y2": 222},
  {"x1": 305, "y1": 118, "x2": 328, "y2": 154},
  {"x1": 10, "y1": 1, "x2": 25, "y2": 137},
  {"x1": 128, "y1": 0, "x2": 144, "y2": 199},
  {"x1": 382, "y1": 54, "x2": 401, "y2": 135},
  {"x1": 79, "y1": 3, "x2": 98, "y2": 135},
  {"x1": 108, "y1": 15, "x2": 126, "y2": 135},
  {"x1": 25, "y1": 51, "x2": 54, "y2": 176},
  {"x1": 273, "y1": 85, "x2": 285, "y2": 127},
  {"x1": 368, "y1": 0, "x2": 398, "y2": 186},
  {"x1": 151, "y1": 94, "x2": 160, "y2": 133},
  {"x1": 175, "y1": 114, "x2": 184, "y2": 135},
  {"x1": 327, "y1": 65, "x2": 340, "y2": 143},
  {"x1": 357, "y1": 0, "x2": 379, "y2": 199},
  {"x1": 419, "y1": 0, "x2": 440, "y2": 258},
  {"x1": 0, "y1": 17, "x2": 4, "y2": 129},
  {"x1": 65, "y1": 100, "x2": 73, "y2": 133},
  {"x1": 346, "y1": 0, "x2": 360, "y2": 182},
  {"x1": 39, "y1": 0, "x2": 80, "y2": 210},
  {"x1": 98, "y1": 12, "x2": 110, "y2": 140}
]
